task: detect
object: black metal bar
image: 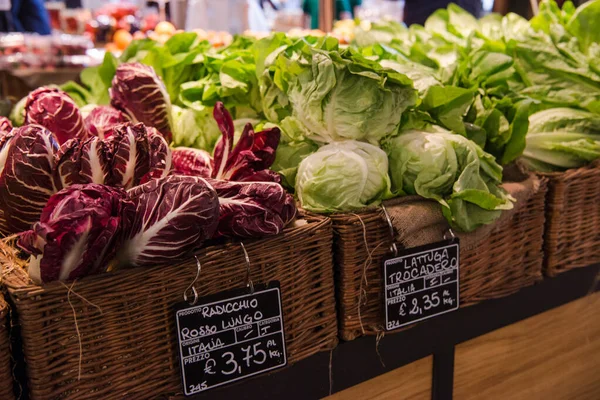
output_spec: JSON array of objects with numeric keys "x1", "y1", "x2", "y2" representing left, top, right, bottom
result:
[{"x1": 432, "y1": 346, "x2": 454, "y2": 400}]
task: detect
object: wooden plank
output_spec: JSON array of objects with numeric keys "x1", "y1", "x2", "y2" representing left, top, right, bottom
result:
[
  {"x1": 454, "y1": 292, "x2": 600, "y2": 400},
  {"x1": 324, "y1": 356, "x2": 432, "y2": 400}
]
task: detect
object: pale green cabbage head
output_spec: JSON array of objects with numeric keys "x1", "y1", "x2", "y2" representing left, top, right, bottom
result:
[
  {"x1": 296, "y1": 140, "x2": 391, "y2": 212},
  {"x1": 385, "y1": 128, "x2": 514, "y2": 232}
]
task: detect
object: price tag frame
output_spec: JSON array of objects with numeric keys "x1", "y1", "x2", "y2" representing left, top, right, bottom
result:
[
  {"x1": 174, "y1": 281, "x2": 287, "y2": 396},
  {"x1": 383, "y1": 238, "x2": 460, "y2": 331}
]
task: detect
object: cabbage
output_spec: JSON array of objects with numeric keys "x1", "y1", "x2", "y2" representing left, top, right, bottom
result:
[
  {"x1": 25, "y1": 87, "x2": 87, "y2": 145},
  {"x1": 385, "y1": 128, "x2": 514, "y2": 232},
  {"x1": 522, "y1": 108, "x2": 600, "y2": 171},
  {"x1": 285, "y1": 47, "x2": 417, "y2": 144},
  {"x1": 120, "y1": 175, "x2": 220, "y2": 267},
  {"x1": 18, "y1": 184, "x2": 128, "y2": 283},
  {"x1": 296, "y1": 140, "x2": 391, "y2": 212},
  {"x1": 0, "y1": 125, "x2": 60, "y2": 235},
  {"x1": 110, "y1": 63, "x2": 173, "y2": 142}
]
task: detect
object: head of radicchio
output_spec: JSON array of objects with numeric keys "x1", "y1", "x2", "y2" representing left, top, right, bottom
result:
[
  {"x1": 0, "y1": 125, "x2": 60, "y2": 235},
  {"x1": 110, "y1": 63, "x2": 172, "y2": 142},
  {"x1": 56, "y1": 122, "x2": 171, "y2": 190},
  {"x1": 211, "y1": 102, "x2": 282, "y2": 183},
  {"x1": 84, "y1": 106, "x2": 129, "y2": 140},
  {"x1": 208, "y1": 178, "x2": 296, "y2": 238},
  {"x1": 118, "y1": 175, "x2": 219, "y2": 267},
  {"x1": 18, "y1": 184, "x2": 129, "y2": 283},
  {"x1": 24, "y1": 87, "x2": 86, "y2": 145},
  {"x1": 171, "y1": 147, "x2": 213, "y2": 177}
]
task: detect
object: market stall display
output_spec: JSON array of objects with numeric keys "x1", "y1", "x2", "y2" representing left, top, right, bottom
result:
[{"x1": 0, "y1": 0, "x2": 599, "y2": 397}]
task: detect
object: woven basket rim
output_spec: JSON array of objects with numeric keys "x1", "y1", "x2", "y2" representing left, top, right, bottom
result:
[
  {"x1": 1, "y1": 215, "x2": 330, "y2": 296},
  {"x1": 536, "y1": 160, "x2": 600, "y2": 178}
]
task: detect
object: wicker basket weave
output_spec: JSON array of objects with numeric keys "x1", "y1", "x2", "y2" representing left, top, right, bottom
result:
[
  {"x1": 1, "y1": 216, "x2": 337, "y2": 400},
  {"x1": 332, "y1": 179, "x2": 547, "y2": 341},
  {"x1": 0, "y1": 295, "x2": 13, "y2": 400},
  {"x1": 540, "y1": 163, "x2": 600, "y2": 276}
]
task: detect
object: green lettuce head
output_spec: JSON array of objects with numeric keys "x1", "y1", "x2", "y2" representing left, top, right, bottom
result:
[
  {"x1": 296, "y1": 140, "x2": 392, "y2": 212},
  {"x1": 385, "y1": 128, "x2": 514, "y2": 232},
  {"x1": 171, "y1": 105, "x2": 222, "y2": 152},
  {"x1": 286, "y1": 47, "x2": 417, "y2": 145}
]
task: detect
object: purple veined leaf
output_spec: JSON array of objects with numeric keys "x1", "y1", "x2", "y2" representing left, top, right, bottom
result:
[
  {"x1": 0, "y1": 116, "x2": 12, "y2": 136},
  {"x1": 18, "y1": 184, "x2": 129, "y2": 283},
  {"x1": 141, "y1": 126, "x2": 172, "y2": 183},
  {"x1": 239, "y1": 169, "x2": 282, "y2": 183},
  {"x1": 84, "y1": 106, "x2": 130, "y2": 140},
  {"x1": 24, "y1": 87, "x2": 86, "y2": 145},
  {"x1": 0, "y1": 125, "x2": 60, "y2": 235},
  {"x1": 55, "y1": 137, "x2": 111, "y2": 188},
  {"x1": 211, "y1": 102, "x2": 282, "y2": 182},
  {"x1": 110, "y1": 62, "x2": 172, "y2": 143},
  {"x1": 171, "y1": 147, "x2": 213, "y2": 177},
  {"x1": 212, "y1": 102, "x2": 235, "y2": 179},
  {"x1": 207, "y1": 178, "x2": 297, "y2": 238},
  {"x1": 119, "y1": 175, "x2": 219, "y2": 267},
  {"x1": 106, "y1": 123, "x2": 151, "y2": 189}
]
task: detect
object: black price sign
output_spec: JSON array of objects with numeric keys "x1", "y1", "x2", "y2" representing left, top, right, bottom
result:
[
  {"x1": 384, "y1": 238, "x2": 460, "y2": 331},
  {"x1": 175, "y1": 282, "x2": 287, "y2": 396}
]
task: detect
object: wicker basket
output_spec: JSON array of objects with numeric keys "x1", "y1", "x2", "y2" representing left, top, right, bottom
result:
[
  {"x1": 1, "y1": 216, "x2": 337, "y2": 400},
  {"x1": 0, "y1": 295, "x2": 13, "y2": 400},
  {"x1": 333, "y1": 176, "x2": 547, "y2": 341},
  {"x1": 540, "y1": 163, "x2": 600, "y2": 276}
]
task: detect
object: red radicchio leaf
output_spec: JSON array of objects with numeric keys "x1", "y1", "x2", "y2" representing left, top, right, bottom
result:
[
  {"x1": 119, "y1": 175, "x2": 219, "y2": 267},
  {"x1": 171, "y1": 147, "x2": 213, "y2": 177},
  {"x1": 18, "y1": 184, "x2": 129, "y2": 283},
  {"x1": 211, "y1": 102, "x2": 281, "y2": 182},
  {"x1": 84, "y1": 106, "x2": 129, "y2": 140},
  {"x1": 0, "y1": 116, "x2": 12, "y2": 136},
  {"x1": 24, "y1": 87, "x2": 86, "y2": 145},
  {"x1": 55, "y1": 137, "x2": 111, "y2": 188},
  {"x1": 110, "y1": 63, "x2": 172, "y2": 142},
  {"x1": 105, "y1": 123, "x2": 151, "y2": 189},
  {"x1": 141, "y1": 126, "x2": 172, "y2": 184},
  {"x1": 0, "y1": 125, "x2": 60, "y2": 235},
  {"x1": 207, "y1": 178, "x2": 296, "y2": 238}
]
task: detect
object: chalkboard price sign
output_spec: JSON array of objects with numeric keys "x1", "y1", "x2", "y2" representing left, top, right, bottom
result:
[
  {"x1": 384, "y1": 238, "x2": 460, "y2": 331},
  {"x1": 175, "y1": 282, "x2": 287, "y2": 396}
]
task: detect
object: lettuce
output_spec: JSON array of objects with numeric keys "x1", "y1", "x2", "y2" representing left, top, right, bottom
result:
[
  {"x1": 384, "y1": 127, "x2": 514, "y2": 232},
  {"x1": 522, "y1": 107, "x2": 600, "y2": 171},
  {"x1": 296, "y1": 140, "x2": 391, "y2": 212}
]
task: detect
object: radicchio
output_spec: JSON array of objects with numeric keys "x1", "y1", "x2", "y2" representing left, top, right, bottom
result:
[
  {"x1": 110, "y1": 63, "x2": 172, "y2": 142},
  {"x1": 0, "y1": 117, "x2": 12, "y2": 136},
  {"x1": 84, "y1": 106, "x2": 129, "y2": 140},
  {"x1": 212, "y1": 102, "x2": 281, "y2": 182},
  {"x1": 208, "y1": 179, "x2": 296, "y2": 238},
  {"x1": 172, "y1": 147, "x2": 213, "y2": 177},
  {"x1": 24, "y1": 87, "x2": 86, "y2": 145},
  {"x1": 118, "y1": 175, "x2": 219, "y2": 267},
  {"x1": 0, "y1": 125, "x2": 60, "y2": 235},
  {"x1": 18, "y1": 184, "x2": 129, "y2": 283},
  {"x1": 56, "y1": 122, "x2": 171, "y2": 190}
]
